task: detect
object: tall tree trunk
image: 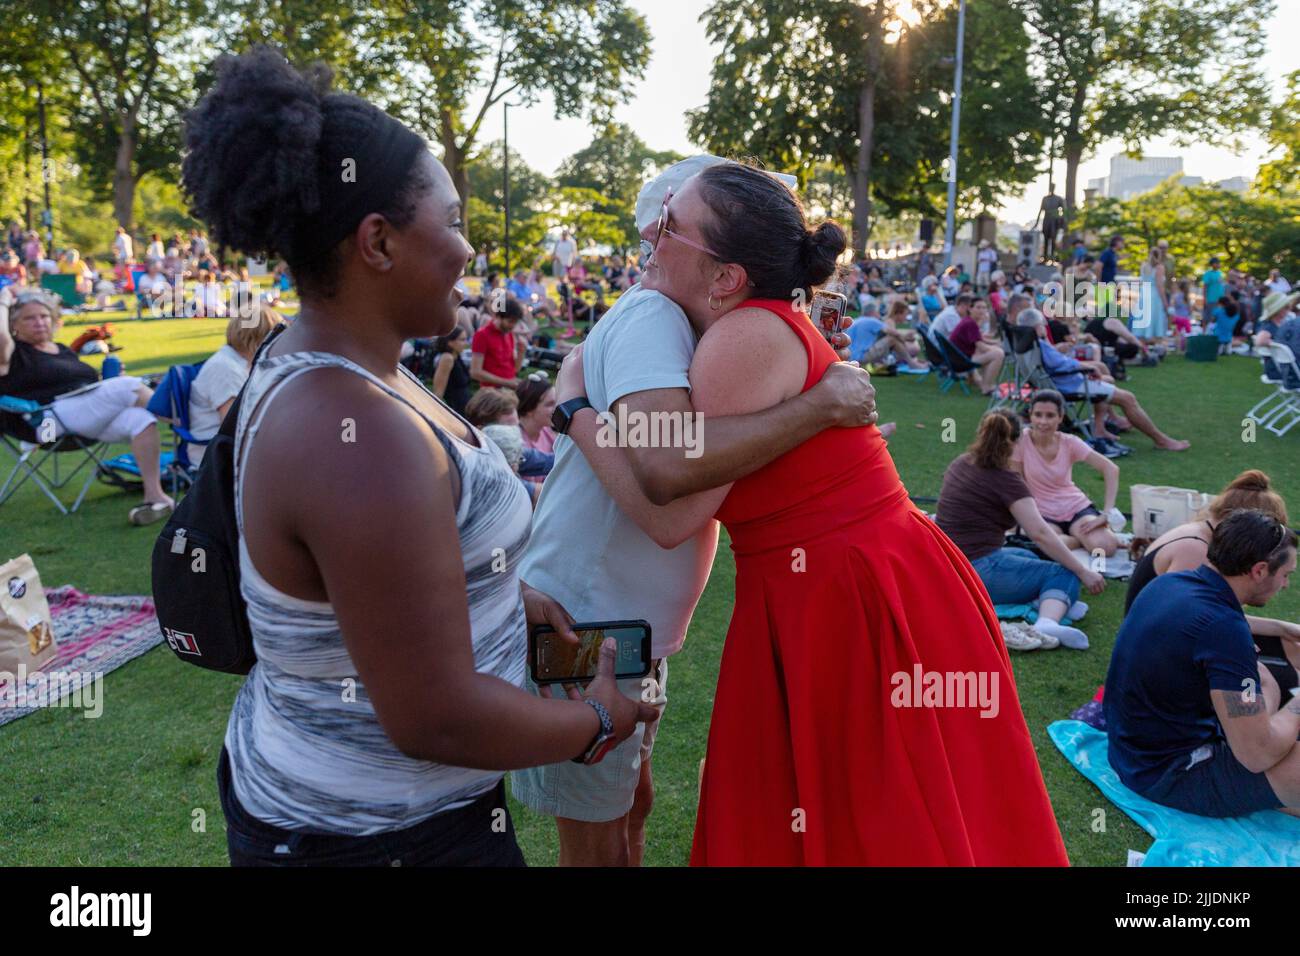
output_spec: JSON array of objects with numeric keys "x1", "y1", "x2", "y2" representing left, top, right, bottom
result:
[
  {"x1": 112, "y1": 112, "x2": 137, "y2": 230},
  {"x1": 1063, "y1": 144, "x2": 1082, "y2": 225},
  {"x1": 852, "y1": 75, "x2": 876, "y2": 260}
]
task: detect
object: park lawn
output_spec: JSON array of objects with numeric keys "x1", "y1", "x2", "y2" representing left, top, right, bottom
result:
[{"x1": 1, "y1": 311, "x2": 1297, "y2": 867}]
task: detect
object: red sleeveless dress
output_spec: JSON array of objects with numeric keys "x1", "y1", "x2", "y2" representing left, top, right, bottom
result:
[{"x1": 689, "y1": 298, "x2": 1069, "y2": 866}]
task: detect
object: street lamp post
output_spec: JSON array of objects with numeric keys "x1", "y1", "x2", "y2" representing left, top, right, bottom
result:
[
  {"x1": 37, "y1": 81, "x2": 54, "y2": 247},
  {"x1": 942, "y1": 0, "x2": 966, "y2": 269},
  {"x1": 503, "y1": 101, "x2": 521, "y2": 278}
]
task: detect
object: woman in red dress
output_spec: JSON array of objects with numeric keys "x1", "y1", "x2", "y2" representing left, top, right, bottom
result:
[{"x1": 673, "y1": 164, "x2": 1068, "y2": 865}]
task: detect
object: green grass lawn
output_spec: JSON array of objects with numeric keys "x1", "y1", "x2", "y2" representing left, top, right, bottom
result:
[{"x1": 1, "y1": 310, "x2": 1297, "y2": 866}]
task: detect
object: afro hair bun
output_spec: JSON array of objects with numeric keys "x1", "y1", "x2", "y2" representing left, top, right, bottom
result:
[{"x1": 181, "y1": 45, "x2": 333, "y2": 262}]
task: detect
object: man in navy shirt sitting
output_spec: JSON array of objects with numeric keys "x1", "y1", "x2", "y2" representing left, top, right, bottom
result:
[{"x1": 1105, "y1": 510, "x2": 1300, "y2": 818}]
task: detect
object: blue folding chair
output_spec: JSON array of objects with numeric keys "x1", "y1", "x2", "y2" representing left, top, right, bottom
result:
[
  {"x1": 98, "y1": 362, "x2": 207, "y2": 495},
  {"x1": 0, "y1": 395, "x2": 110, "y2": 514}
]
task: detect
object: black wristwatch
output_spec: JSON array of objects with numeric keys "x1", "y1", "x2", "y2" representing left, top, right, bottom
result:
[
  {"x1": 551, "y1": 396, "x2": 594, "y2": 435},
  {"x1": 572, "y1": 698, "x2": 617, "y2": 765}
]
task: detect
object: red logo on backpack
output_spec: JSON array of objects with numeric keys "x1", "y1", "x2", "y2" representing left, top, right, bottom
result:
[{"x1": 165, "y1": 628, "x2": 200, "y2": 656}]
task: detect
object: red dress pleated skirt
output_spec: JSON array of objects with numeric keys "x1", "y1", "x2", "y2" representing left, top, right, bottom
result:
[{"x1": 689, "y1": 299, "x2": 1069, "y2": 867}]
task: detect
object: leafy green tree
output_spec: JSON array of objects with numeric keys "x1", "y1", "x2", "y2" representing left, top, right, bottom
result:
[
  {"x1": 377, "y1": 0, "x2": 652, "y2": 230},
  {"x1": 555, "y1": 122, "x2": 681, "y2": 246},
  {"x1": 0, "y1": 0, "x2": 216, "y2": 230},
  {"x1": 1010, "y1": 0, "x2": 1272, "y2": 219},
  {"x1": 688, "y1": 0, "x2": 1048, "y2": 257},
  {"x1": 1258, "y1": 70, "x2": 1300, "y2": 197},
  {"x1": 467, "y1": 141, "x2": 554, "y2": 228},
  {"x1": 1076, "y1": 177, "x2": 1300, "y2": 278}
]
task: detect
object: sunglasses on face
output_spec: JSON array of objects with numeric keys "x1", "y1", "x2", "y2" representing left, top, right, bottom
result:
[{"x1": 640, "y1": 190, "x2": 721, "y2": 262}]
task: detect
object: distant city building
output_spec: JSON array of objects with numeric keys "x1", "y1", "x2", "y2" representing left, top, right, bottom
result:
[
  {"x1": 1090, "y1": 155, "x2": 1192, "y2": 199},
  {"x1": 1214, "y1": 176, "x2": 1251, "y2": 193}
]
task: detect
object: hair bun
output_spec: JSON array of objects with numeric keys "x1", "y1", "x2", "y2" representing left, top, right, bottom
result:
[
  {"x1": 801, "y1": 221, "x2": 848, "y2": 288},
  {"x1": 1229, "y1": 469, "x2": 1271, "y2": 492},
  {"x1": 182, "y1": 46, "x2": 333, "y2": 260}
]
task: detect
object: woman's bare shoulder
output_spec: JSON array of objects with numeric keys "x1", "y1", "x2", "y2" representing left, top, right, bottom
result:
[{"x1": 691, "y1": 305, "x2": 807, "y2": 415}]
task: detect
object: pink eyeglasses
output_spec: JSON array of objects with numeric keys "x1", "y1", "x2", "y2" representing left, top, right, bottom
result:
[{"x1": 640, "y1": 190, "x2": 720, "y2": 261}]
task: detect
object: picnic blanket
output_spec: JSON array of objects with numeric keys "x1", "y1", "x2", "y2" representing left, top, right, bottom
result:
[
  {"x1": 0, "y1": 586, "x2": 160, "y2": 727},
  {"x1": 1068, "y1": 547, "x2": 1135, "y2": 579},
  {"x1": 993, "y1": 603, "x2": 1077, "y2": 627},
  {"x1": 1049, "y1": 719, "x2": 1300, "y2": 866}
]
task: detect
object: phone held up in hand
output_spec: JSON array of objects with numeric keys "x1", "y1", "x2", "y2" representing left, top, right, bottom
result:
[
  {"x1": 809, "y1": 290, "x2": 848, "y2": 345},
  {"x1": 529, "y1": 620, "x2": 652, "y2": 685}
]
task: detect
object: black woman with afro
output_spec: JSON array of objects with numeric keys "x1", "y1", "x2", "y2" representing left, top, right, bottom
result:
[{"x1": 183, "y1": 46, "x2": 656, "y2": 867}]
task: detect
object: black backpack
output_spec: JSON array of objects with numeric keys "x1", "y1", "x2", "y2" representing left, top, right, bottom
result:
[{"x1": 150, "y1": 326, "x2": 286, "y2": 674}]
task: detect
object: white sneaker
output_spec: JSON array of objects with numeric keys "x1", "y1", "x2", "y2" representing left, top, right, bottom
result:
[{"x1": 1000, "y1": 621, "x2": 1042, "y2": 651}]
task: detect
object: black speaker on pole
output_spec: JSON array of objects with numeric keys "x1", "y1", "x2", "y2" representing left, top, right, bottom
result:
[{"x1": 918, "y1": 218, "x2": 935, "y2": 244}]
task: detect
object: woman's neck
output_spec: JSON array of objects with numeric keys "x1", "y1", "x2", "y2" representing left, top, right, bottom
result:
[
  {"x1": 520, "y1": 416, "x2": 544, "y2": 440},
  {"x1": 289, "y1": 300, "x2": 404, "y2": 380},
  {"x1": 1030, "y1": 428, "x2": 1057, "y2": 449}
]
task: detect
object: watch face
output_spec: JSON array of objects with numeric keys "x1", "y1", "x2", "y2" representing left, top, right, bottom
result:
[{"x1": 551, "y1": 405, "x2": 568, "y2": 433}]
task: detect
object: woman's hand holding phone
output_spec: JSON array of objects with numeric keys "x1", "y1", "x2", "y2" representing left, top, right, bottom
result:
[{"x1": 547, "y1": 638, "x2": 660, "y2": 746}]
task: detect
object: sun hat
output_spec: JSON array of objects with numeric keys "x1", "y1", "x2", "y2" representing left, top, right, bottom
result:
[
  {"x1": 635, "y1": 155, "x2": 799, "y2": 234},
  {"x1": 1260, "y1": 290, "x2": 1300, "y2": 324}
]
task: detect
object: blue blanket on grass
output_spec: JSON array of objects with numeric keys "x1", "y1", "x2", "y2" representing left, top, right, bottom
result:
[{"x1": 1048, "y1": 720, "x2": 1300, "y2": 866}]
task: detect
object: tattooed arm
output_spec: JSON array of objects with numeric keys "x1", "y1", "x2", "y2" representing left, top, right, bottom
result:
[{"x1": 1211, "y1": 663, "x2": 1300, "y2": 773}]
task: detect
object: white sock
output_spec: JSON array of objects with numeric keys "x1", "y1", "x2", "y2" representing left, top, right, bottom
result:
[
  {"x1": 1068, "y1": 600, "x2": 1089, "y2": 621},
  {"x1": 1035, "y1": 617, "x2": 1089, "y2": 650}
]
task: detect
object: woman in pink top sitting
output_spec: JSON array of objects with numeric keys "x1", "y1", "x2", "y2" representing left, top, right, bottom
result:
[
  {"x1": 516, "y1": 373, "x2": 557, "y2": 484},
  {"x1": 1012, "y1": 389, "x2": 1121, "y2": 556}
]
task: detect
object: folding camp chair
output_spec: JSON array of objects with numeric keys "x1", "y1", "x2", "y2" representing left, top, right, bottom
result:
[
  {"x1": 1246, "y1": 343, "x2": 1300, "y2": 433},
  {"x1": 918, "y1": 327, "x2": 974, "y2": 395},
  {"x1": 0, "y1": 396, "x2": 110, "y2": 514},
  {"x1": 1007, "y1": 328, "x2": 1098, "y2": 442},
  {"x1": 935, "y1": 332, "x2": 981, "y2": 394},
  {"x1": 1251, "y1": 343, "x2": 1300, "y2": 437},
  {"x1": 39, "y1": 273, "x2": 85, "y2": 310},
  {"x1": 98, "y1": 362, "x2": 207, "y2": 495}
]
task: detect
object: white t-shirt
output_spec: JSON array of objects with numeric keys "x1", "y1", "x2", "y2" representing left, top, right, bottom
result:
[
  {"x1": 139, "y1": 272, "x2": 169, "y2": 295},
  {"x1": 553, "y1": 238, "x2": 577, "y2": 269},
  {"x1": 930, "y1": 306, "x2": 963, "y2": 340},
  {"x1": 114, "y1": 233, "x2": 133, "y2": 261},
  {"x1": 1266, "y1": 276, "x2": 1292, "y2": 294},
  {"x1": 188, "y1": 345, "x2": 248, "y2": 465},
  {"x1": 520, "y1": 284, "x2": 717, "y2": 658}
]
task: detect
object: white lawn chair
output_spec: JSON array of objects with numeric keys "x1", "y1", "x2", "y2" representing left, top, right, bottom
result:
[
  {"x1": 1245, "y1": 344, "x2": 1295, "y2": 425},
  {"x1": 1252, "y1": 343, "x2": 1300, "y2": 436}
]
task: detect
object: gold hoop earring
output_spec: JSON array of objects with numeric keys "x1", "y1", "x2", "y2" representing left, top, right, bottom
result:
[{"x1": 708, "y1": 294, "x2": 721, "y2": 311}]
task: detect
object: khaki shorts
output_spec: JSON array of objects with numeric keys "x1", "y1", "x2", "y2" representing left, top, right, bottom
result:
[{"x1": 509, "y1": 658, "x2": 668, "y2": 823}]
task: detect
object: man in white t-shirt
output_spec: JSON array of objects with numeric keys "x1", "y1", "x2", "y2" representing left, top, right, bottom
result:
[
  {"x1": 112, "y1": 227, "x2": 133, "y2": 265},
  {"x1": 552, "y1": 230, "x2": 577, "y2": 278},
  {"x1": 1266, "y1": 269, "x2": 1292, "y2": 295},
  {"x1": 512, "y1": 158, "x2": 877, "y2": 866},
  {"x1": 930, "y1": 293, "x2": 971, "y2": 341}
]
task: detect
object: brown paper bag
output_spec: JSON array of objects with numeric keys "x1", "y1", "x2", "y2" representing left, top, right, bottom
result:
[{"x1": 0, "y1": 553, "x2": 57, "y2": 675}]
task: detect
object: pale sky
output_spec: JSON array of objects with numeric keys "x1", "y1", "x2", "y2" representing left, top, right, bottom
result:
[{"x1": 478, "y1": 0, "x2": 1300, "y2": 228}]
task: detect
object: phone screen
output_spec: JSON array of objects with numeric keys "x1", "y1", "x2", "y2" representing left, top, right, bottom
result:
[
  {"x1": 810, "y1": 291, "x2": 848, "y2": 341},
  {"x1": 532, "y1": 623, "x2": 650, "y2": 684}
]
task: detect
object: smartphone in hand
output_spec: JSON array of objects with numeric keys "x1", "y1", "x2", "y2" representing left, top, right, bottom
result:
[
  {"x1": 810, "y1": 291, "x2": 849, "y2": 345},
  {"x1": 530, "y1": 620, "x2": 652, "y2": 685}
]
